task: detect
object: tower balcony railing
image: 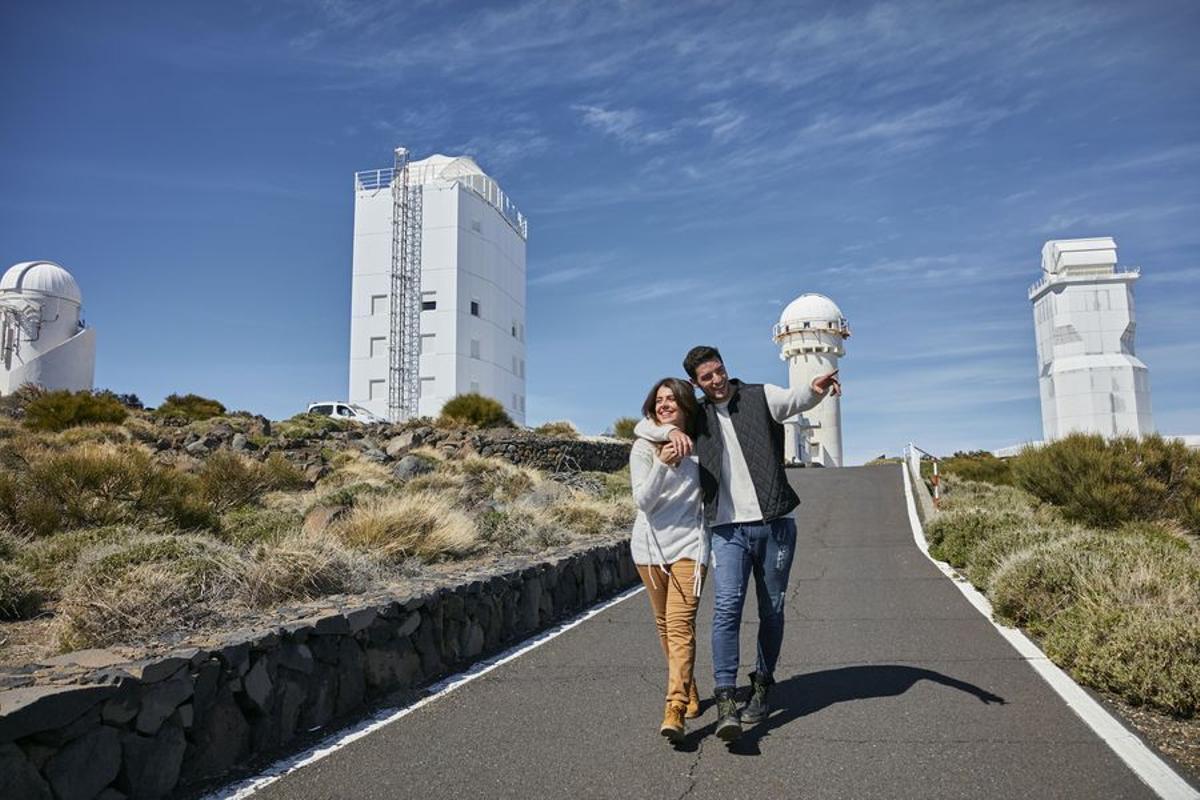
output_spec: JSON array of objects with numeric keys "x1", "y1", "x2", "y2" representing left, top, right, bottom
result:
[
  {"x1": 1027, "y1": 267, "x2": 1140, "y2": 299},
  {"x1": 354, "y1": 167, "x2": 528, "y2": 240}
]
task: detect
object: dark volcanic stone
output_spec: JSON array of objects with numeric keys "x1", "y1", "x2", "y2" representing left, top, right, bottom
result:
[
  {"x1": 0, "y1": 742, "x2": 52, "y2": 800},
  {"x1": 0, "y1": 684, "x2": 116, "y2": 743},
  {"x1": 44, "y1": 725, "x2": 121, "y2": 800},
  {"x1": 242, "y1": 658, "x2": 273, "y2": 714},
  {"x1": 135, "y1": 674, "x2": 193, "y2": 735},
  {"x1": 120, "y1": 721, "x2": 185, "y2": 799},
  {"x1": 334, "y1": 639, "x2": 364, "y2": 716},
  {"x1": 182, "y1": 686, "x2": 249, "y2": 783}
]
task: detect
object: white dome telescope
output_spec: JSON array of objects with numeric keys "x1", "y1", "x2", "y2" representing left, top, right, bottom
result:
[
  {"x1": 773, "y1": 292, "x2": 850, "y2": 467},
  {"x1": 1, "y1": 260, "x2": 95, "y2": 394},
  {"x1": 1, "y1": 261, "x2": 83, "y2": 305}
]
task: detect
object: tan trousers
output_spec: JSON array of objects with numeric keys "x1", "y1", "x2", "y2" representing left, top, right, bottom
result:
[{"x1": 636, "y1": 559, "x2": 705, "y2": 708}]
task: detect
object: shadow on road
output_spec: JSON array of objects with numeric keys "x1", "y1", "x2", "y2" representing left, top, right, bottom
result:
[{"x1": 723, "y1": 665, "x2": 1007, "y2": 756}]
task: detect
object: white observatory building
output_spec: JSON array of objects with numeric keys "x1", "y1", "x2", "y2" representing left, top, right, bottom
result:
[
  {"x1": 1, "y1": 261, "x2": 96, "y2": 395},
  {"x1": 1030, "y1": 237, "x2": 1153, "y2": 441},
  {"x1": 349, "y1": 150, "x2": 528, "y2": 424},
  {"x1": 773, "y1": 293, "x2": 850, "y2": 466}
]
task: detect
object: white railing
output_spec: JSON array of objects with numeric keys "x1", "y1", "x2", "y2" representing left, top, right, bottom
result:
[
  {"x1": 354, "y1": 167, "x2": 528, "y2": 240},
  {"x1": 904, "y1": 442, "x2": 941, "y2": 509},
  {"x1": 1027, "y1": 267, "x2": 1140, "y2": 300}
]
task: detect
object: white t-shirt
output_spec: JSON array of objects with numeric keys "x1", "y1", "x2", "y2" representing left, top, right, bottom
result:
[{"x1": 635, "y1": 382, "x2": 823, "y2": 526}]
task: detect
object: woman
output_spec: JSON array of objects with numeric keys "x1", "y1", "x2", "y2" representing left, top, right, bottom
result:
[{"x1": 629, "y1": 377, "x2": 709, "y2": 744}]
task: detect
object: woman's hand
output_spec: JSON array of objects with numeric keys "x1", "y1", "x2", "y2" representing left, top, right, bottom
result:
[{"x1": 657, "y1": 442, "x2": 683, "y2": 467}]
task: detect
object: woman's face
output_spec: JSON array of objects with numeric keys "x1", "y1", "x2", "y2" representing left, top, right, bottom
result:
[{"x1": 654, "y1": 385, "x2": 683, "y2": 427}]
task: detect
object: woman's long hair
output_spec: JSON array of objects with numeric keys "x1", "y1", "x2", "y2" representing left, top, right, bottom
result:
[{"x1": 641, "y1": 377, "x2": 700, "y2": 437}]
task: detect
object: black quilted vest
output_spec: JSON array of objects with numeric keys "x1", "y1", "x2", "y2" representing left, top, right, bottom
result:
[{"x1": 696, "y1": 380, "x2": 800, "y2": 525}]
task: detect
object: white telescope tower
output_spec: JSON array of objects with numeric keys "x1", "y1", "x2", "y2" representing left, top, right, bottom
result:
[
  {"x1": 773, "y1": 293, "x2": 850, "y2": 467},
  {"x1": 1, "y1": 261, "x2": 96, "y2": 394}
]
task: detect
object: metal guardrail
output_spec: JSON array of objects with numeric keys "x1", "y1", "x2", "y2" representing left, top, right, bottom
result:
[
  {"x1": 354, "y1": 166, "x2": 528, "y2": 240},
  {"x1": 904, "y1": 442, "x2": 942, "y2": 509}
]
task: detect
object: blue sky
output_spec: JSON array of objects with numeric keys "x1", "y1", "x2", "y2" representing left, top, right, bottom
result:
[{"x1": 2, "y1": 0, "x2": 1197, "y2": 464}]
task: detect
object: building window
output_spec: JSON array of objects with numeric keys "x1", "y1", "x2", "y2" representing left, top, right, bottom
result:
[
  {"x1": 512, "y1": 356, "x2": 518, "y2": 374},
  {"x1": 470, "y1": 339, "x2": 480, "y2": 359},
  {"x1": 370, "y1": 295, "x2": 387, "y2": 315},
  {"x1": 471, "y1": 219, "x2": 482, "y2": 233},
  {"x1": 519, "y1": 359, "x2": 525, "y2": 379},
  {"x1": 369, "y1": 337, "x2": 387, "y2": 358},
  {"x1": 368, "y1": 379, "x2": 386, "y2": 400},
  {"x1": 471, "y1": 300, "x2": 480, "y2": 317},
  {"x1": 422, "y1": 300, "x2": 437, "y2": 311},
  {"x1": 470, "y1": 381, "x2": 480, "y2": 393},
  {"x1": 512, "y1": 321, "x2": 518, "y2": 338},
  {"x1": 420, "y1": 333, "x2": 435, "y2": 354}
]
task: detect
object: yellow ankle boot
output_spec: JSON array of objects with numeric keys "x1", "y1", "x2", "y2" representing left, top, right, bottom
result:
[
  {"x1": 660, "y1": 702, "x2": 685, "y2": 743},
  {"x1": 686, "y1": 682, "x2": 701, "y2": 719}
]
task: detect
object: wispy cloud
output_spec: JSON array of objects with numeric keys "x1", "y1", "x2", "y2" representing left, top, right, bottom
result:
[{"x1": 571, "y1": 104, "x2": 676, "y2": 147}]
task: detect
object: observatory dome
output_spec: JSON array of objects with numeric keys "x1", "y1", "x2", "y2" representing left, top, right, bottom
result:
[
  {"x1": 0, "y1": 261, "x2": 83, "y2": 304},
  {"x1": 779, "y1": 293, "x2": 844, "y2": 327}
]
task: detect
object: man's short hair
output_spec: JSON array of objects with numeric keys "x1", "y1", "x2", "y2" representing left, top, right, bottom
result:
[{"x1": 683, "y1": 345, "x2": 723, "y2": 379}]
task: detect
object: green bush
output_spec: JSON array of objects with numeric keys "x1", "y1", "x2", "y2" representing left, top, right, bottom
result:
[
  {"x1": 17, "y1": 526, "x2": 136, "y2": 591},
  {"x1": 218, "y1": 507, "x2": 301, "y2": 547},
  {"x1": 925, "y1": 508, "x2": 1025, "y2": 569},
  {"x1": 964, "y1": 520, "x2": 1076, "y2": 591},
  {"x1": 23, "y1": 390, "x2": 128, "y2": 432},
  {"x1": 941, "y1": 450, "x2": 1014, "y2": 486},
  {"x1": 154, "y1": 393, "x2": 226, "y2": 422},
  {"x1": 0, "y1": 561, "x2": 42, "y2": 620},
  {"x1": 1045, "y1": 597, "x2": 1200, "y2": 716},
  {"x1": 611, "y1": 417, "x2": 637, "y2": 440},
  {"x1": 439, "y1": 393, "x2": 513, "y2": 428},
  {"x1": 533, "y1": 420, "x2": 579, "y2": 439},
  {"x1": 1013, "y1": 434, "x2": 1200, "y2": 534}
]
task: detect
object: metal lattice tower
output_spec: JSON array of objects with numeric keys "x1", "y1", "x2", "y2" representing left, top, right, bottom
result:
[{"x1": 387, "y1": 147, "x2": 423, "y2": 422}]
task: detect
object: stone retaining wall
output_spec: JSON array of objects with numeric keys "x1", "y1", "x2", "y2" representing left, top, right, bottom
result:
[{"x1": 0, "y1": 541, "x2": 638, "y2": 799}]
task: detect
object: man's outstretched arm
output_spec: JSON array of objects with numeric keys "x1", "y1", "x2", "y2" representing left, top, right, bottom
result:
[
  {"x1": 765, "y1": 370, "x2": 840, "y2": 423},
  {"x1": 632, "y1": 417, "x2": 693, "y2": 457}
]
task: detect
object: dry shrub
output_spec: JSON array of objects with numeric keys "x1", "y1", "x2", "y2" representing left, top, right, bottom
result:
[
  {"x1": 334, "y1": 492, "x2": 478, "y2": 562},
  {"x1": 318, "y1": 451, "x2": 393, "y2": 490},
  {"x1": 0, "y1": 561, "x2": 42, "y2": 620},
  {"x1": 18, "y1": 525, "x2": 137, "y2": 591},
  {"x1": 478, "y1": 507, "x2": 569, "y2": 552},
  {"x1": 275, "y1": 412, "x2": 350, "y2": 441},
  {"x1": 16, "y1": 443, "x2": 211, "y2": 535},
  {"x1": 533, "y1": 420, "x2": 579, "y2": 439},
  {"x1": 547, "y1": 494, "x2": 635, "y2": 537},
  {"x1": 56, "y1": 424, "x2": 133, "y2": 446},
  {"x1": 198, "y1": 451, "x2": 306, "y2": 513},
  {"x1": 939, "y1": 450, "x2": 1014, "y2": 486},
  {"x1": 219, "y1": 507, "x2": 302, "y2": 547},
  {"x1": 990, "y1": 529, "x2": 1192, "y2": 635},
  {"x1": 611, "y1": 417, "x2": 637, "y2": 440},
  {"x1": 53, "y1": 534, "x2": 242, "y2": 650},
  {"x1": 239, "y1": 534, "x2": 376, "y2": 606}
]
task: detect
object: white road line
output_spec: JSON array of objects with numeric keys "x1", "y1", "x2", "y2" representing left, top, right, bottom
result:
[
  {"x1": 900, "y1": 464, "x2": 1199, "y2": 800},
  {"x1": 206, "y1": 584, "x2": 646, "y2": 799}
]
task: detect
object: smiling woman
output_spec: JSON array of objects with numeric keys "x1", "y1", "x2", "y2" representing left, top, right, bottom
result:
[{"x1": 628, "y1": 375, "x2": 708, "y2": 745}]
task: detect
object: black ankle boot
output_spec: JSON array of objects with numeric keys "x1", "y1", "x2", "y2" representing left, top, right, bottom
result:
[
  {"x1": 741, "y1": 671, "x2": 774, "y2": 724},
  {"x1": 714, "y1": 686, "x2": 742, "y2": 741}
]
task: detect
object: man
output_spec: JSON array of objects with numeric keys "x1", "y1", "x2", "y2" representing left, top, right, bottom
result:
[{"x1": 636, "y1": 345, "x2": 840, "y2": 741}]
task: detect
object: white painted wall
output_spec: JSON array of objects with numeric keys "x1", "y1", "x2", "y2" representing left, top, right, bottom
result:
[
  {"x1": 348, "y1": 155, "x2": 527, "y2": 424},
  {"x1": 1030, "y1": 238, "x2": 1152, "y2": 441}
]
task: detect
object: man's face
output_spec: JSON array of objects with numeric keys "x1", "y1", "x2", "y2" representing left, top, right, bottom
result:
[{"x1": 692, "y1": 359, "x2": 730, "y2": 402}]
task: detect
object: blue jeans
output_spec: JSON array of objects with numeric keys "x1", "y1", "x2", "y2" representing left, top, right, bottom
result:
[{"x1": 710, "y1": 517, "x2": 797, "y2": 690}]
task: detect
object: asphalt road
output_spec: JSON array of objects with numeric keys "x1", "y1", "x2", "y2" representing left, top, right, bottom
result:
[{"x1": 249, "y1": 465, "x2": 1158, "y2": 799}]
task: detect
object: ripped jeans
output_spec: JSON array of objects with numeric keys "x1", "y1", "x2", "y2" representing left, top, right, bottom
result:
[{"x1": 710, "y1": 517, "x2": 797, "y2": 690}]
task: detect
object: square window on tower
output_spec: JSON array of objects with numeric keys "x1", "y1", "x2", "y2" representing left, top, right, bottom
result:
[
  {"x1": 370, "y1": 295, "x2": 387, "y2": 315},
  {"x1": 471, "y1": 301, "x2": 480, "y2": 317}
]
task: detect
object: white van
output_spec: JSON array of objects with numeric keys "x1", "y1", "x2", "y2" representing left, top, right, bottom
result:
[{"x1": 306, "y1": 401, "x2": 388, "y2": 425}]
